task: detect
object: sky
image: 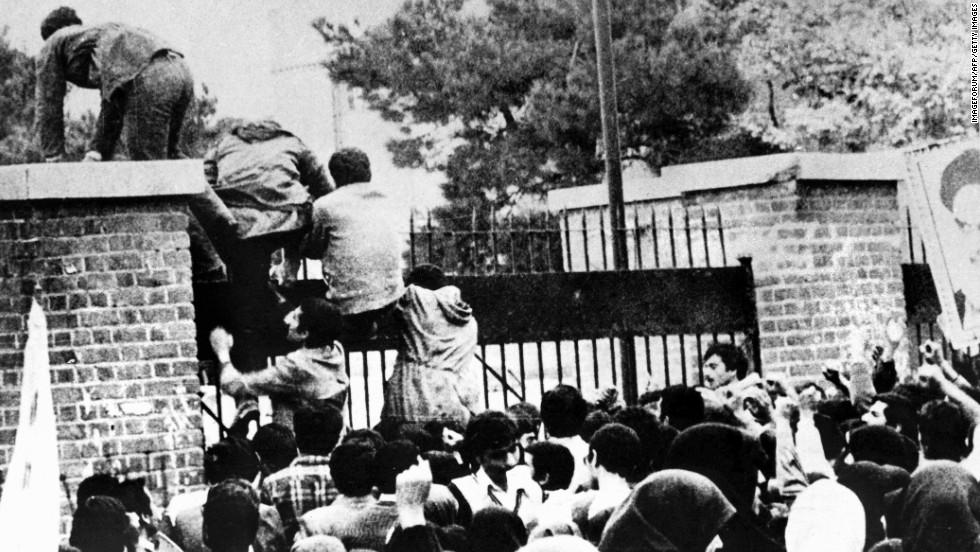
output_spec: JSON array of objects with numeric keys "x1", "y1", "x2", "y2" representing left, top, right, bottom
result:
[{"x1": 1, "y1": 0, "x2": 454, "y2": 210}]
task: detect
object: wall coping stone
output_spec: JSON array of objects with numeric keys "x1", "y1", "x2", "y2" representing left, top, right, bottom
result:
[
  {"x1": 0, "y1": 160, "x2": 205, "y2": 201},
  {"x1": 548, "y1": 150, "x2": 905, "y2": 211}
]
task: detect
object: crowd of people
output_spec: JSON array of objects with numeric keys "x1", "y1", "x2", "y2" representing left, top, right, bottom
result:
[
  {"x1": 58, "y1": 333, "x2": 980, "y2": 552},
  {"x1": 28, "y1": 6, "x2": 980, "y2": 552}
]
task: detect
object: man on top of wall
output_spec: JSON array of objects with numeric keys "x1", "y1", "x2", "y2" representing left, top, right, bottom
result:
[
  {"x1": 301, "y1": 148, "x2": 405, "y2": 339},
  {"x1": 34, "y1": 7, "x2": 193, "y2": 162}
]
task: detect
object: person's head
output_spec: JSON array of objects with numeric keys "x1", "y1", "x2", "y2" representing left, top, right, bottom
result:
[
  {"x1": 76, "y1": 474, "x2": 120, "y2": 509},
  {"x1": 660, "y1": 384, "x2": 705, "y2": 432},
  {"x1": 599, "y1": 470, "x2": 735, "y2": 552},
  {"x1": 284, "y1": 298, "x2": 343, "y2": 347},
  {"x1": 465, "y1": 411, "x2": 521, "y2": 474},
  {"x1": 525, "y1": 441, "x2": 575, "y2": 491},
  {"x1": 407, "y1": 264, "x2": 447, "y2": 290},
  {"x1": 702, "y1": 342, "x2": 749, "y2": 389},
  {"x1": 328, "y1": 148, "x2": 371, "y2": 186},
  {"x1": 862, "y1": 393, "x2": 918, "y2": 444},
  {"x1": 664, "y1": 423, "x2": 767, "y2": 516},
  {"x1": 614, "y1": 406, "x2": 677, "y2": 479},
  {"x1": 469, "y1": 506, "x2": 528, "y2": 552},
  {"x1": 941, "y1": 149, "x2": 980, "y2": 268},
  {"x1": 508, "y1": 402, "x2": 542, "y2": 449},
  {"x1": 204, "y1": 438, "x2": 261, "y2": 485},
  {"x1": 329, "y1": 442, "x2": 377, "y2": 498},
  {"x1": 541, "y1": 385, "x2": 588, "y2": 438},
  {"x1": 202, "y1": 480, "x2": 260, "y2": 552},
  {"x1": 784, "y1": 480, "x2": 866, "y2": 552},
  {"x1": 251, "y1": 423, "x2": 298, "y2": 475},
  {"x1": 40, "y1": 7, "x2": 82, "y2": 40},
  {"x1": 293, "y1": 405, "x2": 345, "y2": 456},
  {"x1": 69, "y1": 496, "x2": 131, "y2": 552},
  {"x1": 579, "y1": 410, "x2": 612, "y2": 443},
  {"x1": 342, "y1": 428, "x2": 387, "y2": 451},
  {"x1": 588, "y1": 423, "x2": 641, "y2": 481},
  {"x1": 375, "y1": 439, "x2": 420, "y2": 494},
  {"x1": 638, "y1": 390, "x2": 662, "y2": 418},
  {"x1": 845, "y1": 425, "x2": 919, "y2": 474},
  {"x1": 919, "y1": 399, "x2": 972, "y2": 461}
]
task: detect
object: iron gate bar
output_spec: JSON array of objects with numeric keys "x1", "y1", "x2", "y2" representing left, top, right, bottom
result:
[{"x1": 701, "y1": 207, "x2": 711, "y2": 268}]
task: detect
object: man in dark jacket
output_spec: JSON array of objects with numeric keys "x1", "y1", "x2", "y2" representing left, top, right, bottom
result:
[{"x1": 35, "y1": 7, "x2": 194, "y2": 162}]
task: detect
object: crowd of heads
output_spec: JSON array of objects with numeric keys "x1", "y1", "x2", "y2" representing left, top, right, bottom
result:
[{"x1": 59, "y1": 333, "x2": 980, "y2": 552}]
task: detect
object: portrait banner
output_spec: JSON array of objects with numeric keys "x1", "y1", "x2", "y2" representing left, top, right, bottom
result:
[{"x1": 905, "y1": 139, "x2": 980, "y2": 350}]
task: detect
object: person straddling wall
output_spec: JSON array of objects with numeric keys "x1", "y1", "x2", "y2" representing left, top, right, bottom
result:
[
  {"x1": 191, "y1": 119, "x2": 333, "y2": 372},
  {"x1": 34, "y1": 7, "x2": 193, "y2": 162}
]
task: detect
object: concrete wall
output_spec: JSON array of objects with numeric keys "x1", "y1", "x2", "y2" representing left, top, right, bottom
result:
[{"x1": 0, "y1": 161, "x2": 205, "y2": 529}]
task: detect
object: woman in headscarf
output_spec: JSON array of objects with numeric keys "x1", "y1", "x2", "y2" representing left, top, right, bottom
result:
[
  {"x1": 598, "y1": 470, "x2": 735, "y2": 552},
  {"x1": 843, "y1": 425, "x2": 919, "y2": 474},
  {"x1": 886, "y1": 461, "x2": 980, "y2": 552},
  {"x1": 784, "y1": 479, "x2": 865, "y2": 552},
  {"x1": 662, "y1": 424, "x2": 782, "y2": 552},
  {"x1": 835, "y1": 461, "x2": 910, "y2": 550},
  {"x1": 663, "y1": 423, "x2": 763, "y2": 515}
]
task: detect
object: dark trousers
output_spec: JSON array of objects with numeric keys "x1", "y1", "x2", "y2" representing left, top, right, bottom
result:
[{"x1": 98, "y1": 53, "x2": 194, "y2": 161}]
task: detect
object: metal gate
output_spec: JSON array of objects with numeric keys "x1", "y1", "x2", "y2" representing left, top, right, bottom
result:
[{"x1": 193, "y1": 207, "x2": 762, "y2": 429}]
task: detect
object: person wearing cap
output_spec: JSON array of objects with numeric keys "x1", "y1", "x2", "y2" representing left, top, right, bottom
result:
[{"x1": 35, "y1": 7, "x2": 194, "y2": 162}]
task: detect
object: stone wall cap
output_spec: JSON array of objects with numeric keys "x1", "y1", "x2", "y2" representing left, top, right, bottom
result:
[
  {"x1": 0, "y1": 160, "x2": 205, "y2": 201},
  {"x1": 548, "y1": 150, "x2": 905, "y2": 211}
]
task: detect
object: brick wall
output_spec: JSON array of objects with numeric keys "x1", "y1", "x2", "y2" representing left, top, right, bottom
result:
[
  {"x1": 553, "y1": 153, "x2": 908, "y2": 384},
  {"x1": 0, "y1": 162, "x2": 204, "y2": 530}
]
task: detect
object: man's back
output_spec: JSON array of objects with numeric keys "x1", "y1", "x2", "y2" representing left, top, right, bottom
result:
[
  {"x1": 303, "y1": 182, "x2": 404, "y2": 315},
  {"x1": 262, "y1": 456, "x2": 337, "y2": 542},
  {"x1": 299, "y1": 495, "x2": 399, "y2": 552},
  {"x1": 170, "y1": 501, "x2": 287, "y2": 552}
]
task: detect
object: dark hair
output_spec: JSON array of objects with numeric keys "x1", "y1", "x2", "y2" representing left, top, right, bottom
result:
[
  {"x1": 507, "y1": 402, "x2": 542, "y2": 437},
  {"x1": 204, "y1": 438, "x2": 260, "y2": 485},
  {"x1": 40, "y1": 7, "x2": 82, "y2": 40},
  {"x1": 875, "y1": 392, "x2": 919, "y2": 444},
  {"x1": 328, "y1": 148, "x2": 371, "y2": 186},
  {"x1": 251, "y1": 423, "x2": 298, "y2": 474},
  {"x1": 919, "y1": 400, "x2": 972, "y2": 461},
  {"x1": 69, "y1": 496, "x2": 130, "y2": 552},
  {"x1": 116, "y1": 478, "x2": 152, "y2": 520},
  {"x1": 203, "y1": 480, "x2": 260, "y2": 552},
  {"x1": 375, "y1": 439, "x2": 420, "y2": 494},
  {"x1": 525, "y1": 441, "x2": 575, "y2": 491},
  {"x1": 294, "y1": 405, "x2": 345, "y2": 456},
  {"x1": 330, "y1": 442, "x2": 377, "y2": 497},
  {"x1": 76, "y1": 474, "x2": 120, "y2": 509},
  {"x1": 541, "y1": 385, "x2": 588, "y2": 438},
  {"x1": 465, "y1": 411, "x2": 519, "y2": 460},
  {"x1": 638, "y1": 390, "x2": 663, "y2": 406},
  {"x1": 703, "y1": 342, "x2": 749, "y2": 380},
  {"x1": 579, "y1": 410, "x2": 612, "y2": 443},
  {"x1": 940, "y1": 149, "x2": 980, "y2": 211},
  {"x1": 297, "y1": 297, "x2": 343, "y2": 348},
  {"x1": 343, "y1": 428, "x2": 387, "y2": 451},
  {"x1": 407, "y1": 264, "x2": 447, "y2": 290},
  {"x1": 590, "y1": 423, "x2": 641, "y2": 479},
  {"x1": 614, "y1": 406, "x2": 677, "y2": 478},
  {"x1": 660, "y1": 385, "x2": 705, "y2": 432}
]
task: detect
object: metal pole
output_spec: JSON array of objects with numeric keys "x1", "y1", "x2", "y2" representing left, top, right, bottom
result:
[{"x1": 592, "y1": 0, "x2": 637, "y2": 404}]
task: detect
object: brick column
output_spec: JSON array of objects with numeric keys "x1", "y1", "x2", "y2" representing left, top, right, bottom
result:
[{"x1": 0, "y1": 161, "x2": 205, "y2": 529}]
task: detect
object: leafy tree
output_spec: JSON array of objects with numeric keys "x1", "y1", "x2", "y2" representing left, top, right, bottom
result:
[
  {"x1": 316, "y1": 0, "x2": 762, "y2": 230},
  {"x1": 733, "y1": 0, "x2": 972, "y2": 151}
]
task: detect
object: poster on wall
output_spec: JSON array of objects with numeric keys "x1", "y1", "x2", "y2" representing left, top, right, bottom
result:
[{"x1": 905, "y1": 139, "x2": 980, "y2": 351}]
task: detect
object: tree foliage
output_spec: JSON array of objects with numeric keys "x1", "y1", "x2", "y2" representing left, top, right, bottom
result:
[
  {"x1": 733, "y1": 0, "x2": 972, "y2": 151},
  {"x1": 316, "y1": 0, "x2": 761, "y2": 227}
]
